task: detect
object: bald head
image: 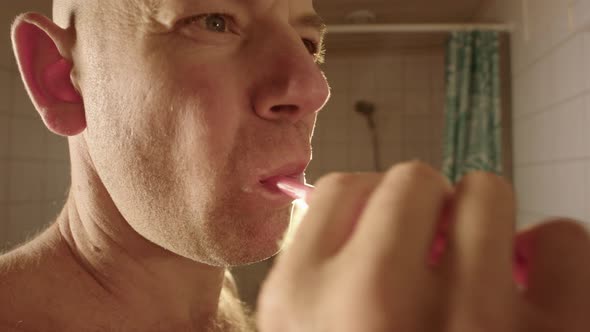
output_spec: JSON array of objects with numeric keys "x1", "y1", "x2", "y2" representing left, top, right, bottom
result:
[{"x1": 52, "y1": 0, "x2": 76, "y2": 28}]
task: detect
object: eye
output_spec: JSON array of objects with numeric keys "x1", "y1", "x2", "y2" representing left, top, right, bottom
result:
[
  {"x1": 183, "y1": 13, "x2": 231, "y2": 33},
  {"x1": 303, "y1": 39, "x2": 326, "y2": 64},
  {"x1": 302, "y1": 39, "x2": 319, "y2": 55}
]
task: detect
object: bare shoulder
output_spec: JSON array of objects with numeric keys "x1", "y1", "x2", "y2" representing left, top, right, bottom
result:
[
  {"x1": 0, "y1": 238, "x2": 61, "y2": 330},
  {"x1": 0, "y1": 249, "x2": 26, "y2": 293},
  {"x1": 0, "y1": 252, "x2": 28, "y2": 329},
  {"x1": 0, "y1": 241, "x2": 40, "y2": 287}
]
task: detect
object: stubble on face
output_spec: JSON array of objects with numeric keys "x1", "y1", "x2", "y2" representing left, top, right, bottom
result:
[{"x1": 59, "y1": 0, "x2": 319, "y2": 266}]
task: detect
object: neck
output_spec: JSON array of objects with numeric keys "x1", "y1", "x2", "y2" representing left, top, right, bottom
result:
[{"x1": 54, "y1": 136, "x2": 228, "y2": 328}]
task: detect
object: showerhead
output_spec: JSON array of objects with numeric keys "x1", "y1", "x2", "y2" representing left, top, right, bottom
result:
[
  {"x1": 355, "y1": 100, "x2": 376, "y2": 116},
  {"x1": 345, "y1": 10, "x2": 377, "y2": 24}
]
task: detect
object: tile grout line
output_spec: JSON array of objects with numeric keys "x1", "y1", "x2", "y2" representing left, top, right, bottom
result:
[
  {"x1": 512, "y1": 27, "x2": 586, "y2": 78},
  {"x1": 513, "y1": 89, "x2": 590, "y2": 121},
  {"x1": 514, "y1": 156, "x2": 590, "y2": 167}
]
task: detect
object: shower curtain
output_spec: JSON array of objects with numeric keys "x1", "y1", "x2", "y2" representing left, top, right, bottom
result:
[{"x1": 442, "y1": 31, "x2": 503, "y2": 183}]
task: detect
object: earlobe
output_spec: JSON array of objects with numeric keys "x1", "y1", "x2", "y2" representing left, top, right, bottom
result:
[{"x1": 12, "y1": 12, "x2": 86, "y2": 136}]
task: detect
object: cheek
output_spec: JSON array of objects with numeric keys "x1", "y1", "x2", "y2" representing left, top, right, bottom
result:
[
  {"x1": 87, "y1": 50, "x2": 249, "y2": 192},
  {"x1": 170, "y1": 63, "x2": 245, "y2": 153}
]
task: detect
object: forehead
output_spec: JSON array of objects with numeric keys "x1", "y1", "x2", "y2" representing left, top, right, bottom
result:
[
  {"x1": 125, "y1": 0, "x2": 322, "y2": 37},
  {"x1": 144, "y1": 0, "x2": 317, "y2": 17}
]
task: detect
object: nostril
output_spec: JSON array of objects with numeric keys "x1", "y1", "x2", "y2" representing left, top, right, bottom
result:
[{"x1": 270, "y1": 105, "x2": 298, "y2": 113}]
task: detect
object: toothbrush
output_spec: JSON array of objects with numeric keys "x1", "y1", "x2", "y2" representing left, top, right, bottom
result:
[{"x1": 275, "y1": 177, "x2": 315, "y2": 202}]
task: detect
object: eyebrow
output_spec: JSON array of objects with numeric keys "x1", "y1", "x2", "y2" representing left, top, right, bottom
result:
[
  {"x1": 294, "y1": 13, "x2": 328, "y2": 38},
  {"x1": 146, "y1": 0, "x2": 162, "y2": 13}
]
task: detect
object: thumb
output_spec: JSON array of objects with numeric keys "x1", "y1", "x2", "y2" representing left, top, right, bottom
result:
[{"x1": 515, "y1": 219, "x2": 590, "y2": 330}]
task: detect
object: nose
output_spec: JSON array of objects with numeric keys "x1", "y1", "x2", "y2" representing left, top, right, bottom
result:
[{"x1": 250, "y1": 28, "x2": 331, "y2": 123}]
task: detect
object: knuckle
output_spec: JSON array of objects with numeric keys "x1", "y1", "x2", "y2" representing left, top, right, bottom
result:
[
  {"x1": 538, "y1": 218, "x2": 587, "y2": 233},
  {"x1": 384, "y1": 161, "x2": 450, "y2": 192},
  {"x1": 523, "y1": 219, "x2": 590, "y2": 245}
]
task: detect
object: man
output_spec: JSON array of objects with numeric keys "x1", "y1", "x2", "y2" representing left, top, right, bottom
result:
[{"x1": 1, "y1": 0, "x2": 590, "y2": 331}]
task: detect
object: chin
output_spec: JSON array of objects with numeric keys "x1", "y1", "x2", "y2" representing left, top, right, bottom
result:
[
  {"x1": 182, "y1": 206, "x2": 293, "y2": 267},
  {"x1": 224, "y1": 210, "x2": 292, "y2": 266}
]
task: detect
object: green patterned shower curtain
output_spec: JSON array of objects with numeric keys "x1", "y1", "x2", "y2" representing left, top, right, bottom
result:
[{"x1": 442, "y1": 31, "x2": 503, "y2": 183}]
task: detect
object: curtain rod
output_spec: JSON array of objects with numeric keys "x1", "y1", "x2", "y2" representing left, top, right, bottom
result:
[{"x1": 327, "y1": 23, "x2": 514, "y2": 34}]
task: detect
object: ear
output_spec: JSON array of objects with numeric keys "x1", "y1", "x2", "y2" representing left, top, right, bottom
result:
[{"x1": 12, "y1": 12, "x2": 85, "y2": 136}]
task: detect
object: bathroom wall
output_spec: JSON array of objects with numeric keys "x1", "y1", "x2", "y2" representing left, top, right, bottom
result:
[
  {"x1": 0, "y1": 2, "x2": 69, "y2": 251},
  {"x1": 475, "y1": 0, "x2": 590, "y2": 227},
  {"x1": 305, "y1": 46, "x2": 447, "y2": 183}
]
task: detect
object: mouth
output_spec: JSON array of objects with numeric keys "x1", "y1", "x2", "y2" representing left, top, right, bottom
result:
[
  {"x1": 259, "y1": 162, "x2": 308, "y2": 183},
  {"x1": 258, "y1": 162, "x2": 309, "y2": 199}
]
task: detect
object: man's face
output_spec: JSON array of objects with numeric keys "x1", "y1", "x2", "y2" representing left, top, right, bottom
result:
[{"x1": 72, "y1": 0, "x2": 330, "y2": 266}]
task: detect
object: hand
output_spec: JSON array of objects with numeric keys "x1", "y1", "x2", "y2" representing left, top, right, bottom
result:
[{"x1": 257, "y1": 161, "x2": 590, "y2": 332}]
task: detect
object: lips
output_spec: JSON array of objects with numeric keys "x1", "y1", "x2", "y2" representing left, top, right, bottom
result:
[{"x1": 259, "y1": 162, "x2": 309, "y2": 185}]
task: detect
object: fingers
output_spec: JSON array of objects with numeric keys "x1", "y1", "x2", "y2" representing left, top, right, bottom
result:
[
  {"x1": 342, "y1": 165, "x2": 518, "y2": 330},
  {"x1": 345, "y1": 161, "x2": 454, "y2": 273},
  {"x1": 269, "y1": 164, "x2": 525, "y2": 332},
  {"x1": 282, "y1": 172, "x2": 383, "y2": 266},
  {"x1": 329, "y1": 162, "x2": 453, "y2": 329},
  {"x1": 451, "y1": 172, "x2": 516, "y2": 286},
  {"x1": 446, "y1": 172, "x2": 517, "y2": 330}
]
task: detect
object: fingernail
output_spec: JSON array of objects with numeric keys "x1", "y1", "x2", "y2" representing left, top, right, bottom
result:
[
  {"x1": 428, "y1": 235, "x2": 447, "y2": 266},
  {"x1": 428, "y1": 200, "x2": 453, "y2": 267},
  {"x1": 513, "y1": 238, "x2": 530, "y2": 289}
]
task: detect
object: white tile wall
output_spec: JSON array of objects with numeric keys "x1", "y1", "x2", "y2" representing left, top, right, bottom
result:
[
  {"x1": 550, "y1": 96, "x2": 587, "y2": 160},
  {"x1": 552, "y1": 34, "x2": 586, "y2": 103},
  {"x1": 402, "y1": 141, "x2": 433, "y2": 164},
  {"x1": 512, "y1": 75, "x2": 528, "y2": 117},
  {"x1": 0, "y1": 2, "x2": 71, "y2": 249},
  {"x1": 550, "y1": 161, "x2": 586, "y2": 220},
  {"x1": 585, "y1": 160, "x2": 590, "y2": 221},
  {"x1": 586, "y1": 95, "x2": 590, "y2": 158},
  {"x1": 404, "y1": 55, "x2": 431, "y2": 91},
  {"x1": 0, "y1": 163, "x2": 7, "y2": 202},
  {"x1": 402, "y1": 114, "x2": 432, "y2": 143},
  {"x1": 9, "y1": 161, "x2": 43, "y2": 202},
  {"x1": 0, "y1": 115, "x2": 9, "y2": 158},
  {"x1": 310, "y1": 48, "x2": 446, "y2": 178},
  {"x1": 0, "y1": 20, "x2": 13, "y2": 71},
  {"x1": 0, "y1": 203, "x2": 8, "y2": 249},
  {"x1": 45, "y1": 132, "x2": 70, "y2": 162},
  {"x1": 42, "y1": 201, "x2": 64, "y2": 224},
  {"x1": 379, "y1": 140, "x2": 403, "y2": 170},
  {"x1": 476, "y1": 0, "x2": 590, "y2": 227},
  {"x1": 378, "y1": 111, "x2": 402, "y2": 143},
  {"x1": 584, "y1": 33, "x2": 590, "y2": 91},
  {"x1": 44, "y1": 161, "x2": 70, "y2": 201},
  {"x1": 573, "y1": 0, "x2": 590, "y2": 32},
  {"x1": 0, "y1": 69, "x2": 12, "y2": 114},
  {"x1": 9, "y1": 116, "x2": 47, "y2": 159},
  {"x1": 8, "y1": 202, "x2": 43, "y2": 246},
  {"x1": 405, "y1": 91, "x2": 431, "y2": 115},
  {"x1": 348, "y1": 112, "x2": 373, "y2": 147}
]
